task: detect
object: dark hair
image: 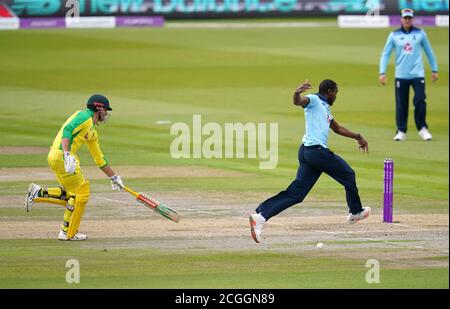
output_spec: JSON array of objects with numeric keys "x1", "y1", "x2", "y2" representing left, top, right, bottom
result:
[{"x1": 319, "y1": 79, "x2": 338, "y2": 95}]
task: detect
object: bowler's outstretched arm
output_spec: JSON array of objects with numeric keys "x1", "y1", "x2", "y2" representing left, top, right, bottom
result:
[{"x1": 330, "y1": 120, "x2": 369, "y2": 154}]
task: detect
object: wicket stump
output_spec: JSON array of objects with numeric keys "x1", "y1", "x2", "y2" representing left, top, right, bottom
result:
[{"x1": 383, "y1": 159, "x2": 394, "y2": 223}]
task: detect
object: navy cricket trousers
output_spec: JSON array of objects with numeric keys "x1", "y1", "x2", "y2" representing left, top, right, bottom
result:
[
  {"x1": 256, "y1": 144, "x2": 364, "y2": 220},
  {"x1": 395, "y1": 78, "x2": 428, "y2": 133}
]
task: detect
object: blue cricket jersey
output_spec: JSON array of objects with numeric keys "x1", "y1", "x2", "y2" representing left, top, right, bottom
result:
[
  {"x1": 302, "y1": 94, "x2": 334, "y2": 149},
  {"x1": 379, "y1": 26, "x2": 438, "y2": 79}
]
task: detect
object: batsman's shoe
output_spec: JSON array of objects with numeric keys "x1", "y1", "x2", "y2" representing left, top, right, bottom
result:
[
  {"x1": 58, "y1": 229, "x2": 88, "y2": 241},
  {"x1": 249, "y1": 213, "x2": 266, "y2": 243},
  {"x1": 418, "y1": 127, "x2": 432, "y2": 141},
  {"x1": 347, "y1": 207, "x2": 371, "y2": 224},
  {"x1": 24, "y1": 183, "x2": 41, "y2": 212},
  {"x1": 393, "y1": 131, "x2": 406, "y2": 141}
]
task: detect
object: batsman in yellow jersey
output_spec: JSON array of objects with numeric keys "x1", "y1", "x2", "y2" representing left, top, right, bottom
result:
[{"x1": 24, "y1": 94, "x2": 124, "y2": 241}]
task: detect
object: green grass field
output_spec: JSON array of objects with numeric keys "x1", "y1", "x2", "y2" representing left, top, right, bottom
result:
[{"x1": 0, "y1": 21, "x2": 448, "y2": 289}]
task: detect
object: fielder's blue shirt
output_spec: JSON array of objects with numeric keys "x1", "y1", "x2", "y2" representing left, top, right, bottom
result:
[
  {"x1": 379, "y1": 26, "x2": 438, "y2": 79},
  {"x1": 302, "y1": 94, "x2": 334, "y2": 149}
]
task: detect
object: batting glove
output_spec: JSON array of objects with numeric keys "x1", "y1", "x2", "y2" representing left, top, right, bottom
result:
[
  {"x1": 110, "y1": 175, "x2": 124, "y2": 191},
  {"x1": 63, "y1": 151, "x2": 77, "y2": 174}
]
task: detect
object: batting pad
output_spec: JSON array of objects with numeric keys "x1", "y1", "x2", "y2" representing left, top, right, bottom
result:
[
  {"x1": 33, "y1": 197, "x2": 67, "y2": 207},
  {"x1": 67, "y1": 181, "x2": 90, "y2": 238}
]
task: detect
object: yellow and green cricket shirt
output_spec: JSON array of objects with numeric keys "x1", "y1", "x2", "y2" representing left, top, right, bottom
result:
[{"x1": 51, "y1": 109, "x2": 109, "y2": 168}]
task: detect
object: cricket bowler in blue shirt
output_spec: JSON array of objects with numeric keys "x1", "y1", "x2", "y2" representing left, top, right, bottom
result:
[
  {"x1": 249, "y1": 80, "x2": 371, "y2": 243},
  {"x1": 379, "y1": 8, "x2": 438, "y2": 141}
]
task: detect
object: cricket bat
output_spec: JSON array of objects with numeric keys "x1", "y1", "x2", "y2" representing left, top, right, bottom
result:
[{"x1": 121, "y1": 185, "x2": 180, "y2": 223}]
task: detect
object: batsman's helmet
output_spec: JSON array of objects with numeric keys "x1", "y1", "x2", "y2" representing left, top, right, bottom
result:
[{"x1": 87, "y1": 94, "x2": 112, "y2": 111}]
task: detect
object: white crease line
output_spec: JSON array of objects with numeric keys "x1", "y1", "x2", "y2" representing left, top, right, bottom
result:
[
  {"x1": 266, "y1": 222, "x2": 286, "y2": 226},
  {"x1": 93, "y1": 196, "x2": 131, "y2": 205},
  {"x1": 362, "y1": 237, "x2": 450, "y2": 255},
  {"x1": 361, "y1": 237, "x2": 425, "y2": 250},
  {"x1": 391, "y1": 222, "x2": 449, "y2": 232},
  {"x1": 176, "y1": 208, "x2": 226, "y2": 215},
  {"x1": 235, "y1": 217, "x2": 249, "y2": 221},
  {"x1": 234, "y1": 217, "x2": 287, "y2": 226},
  {"x1": 189, "y1": 210, "x2": 219, "y2": 215},
  {"x1": 176, "y1": 208, "x2": 224, "y2": 215},
  {"x1": 309, "y1": 231, "x2": 448, "y2": 254},
  {"x1": 177, "y1": 207, "x2": 230, "y2": 212},
  {"x1": 394, "y1": 223, "x2": 418, "y2": 228},
  {"x1": 310, "y1": 228, "x2": 447, "y2": 235},
  {"x1": 233, "y1": 220, "x2": 447, "y2": 232}
]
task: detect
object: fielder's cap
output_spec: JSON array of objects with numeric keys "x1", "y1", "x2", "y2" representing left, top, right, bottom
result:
[
  {"x1": 87, "y1": 94, "x2": 112, "y2": 111},
  {"x1": 401, "y1": 8, "x2": 415, "y2": 18}
]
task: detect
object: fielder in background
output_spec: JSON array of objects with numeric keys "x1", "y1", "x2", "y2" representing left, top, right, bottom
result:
[
  {"x1": 379, "y1": 8, "x2": 438, "y2": 141},
  {"x1": 24, "y1": 95, "x2": 124, "y2": 241},
  {"x1": 249, "y1": 80, "x2": 371, "y2": 243}
]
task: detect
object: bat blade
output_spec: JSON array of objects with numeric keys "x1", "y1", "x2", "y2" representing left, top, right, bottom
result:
[{"x1": 137, "y1": 193, "x2": 181, "y2": 223}]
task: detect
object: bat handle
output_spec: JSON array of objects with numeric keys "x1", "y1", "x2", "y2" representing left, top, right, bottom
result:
[{"x1": 120, "y1": 185, "x2": 139, "y2": 198}]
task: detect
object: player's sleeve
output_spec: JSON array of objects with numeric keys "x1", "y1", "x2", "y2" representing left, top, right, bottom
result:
[
  {"x1": 87, "y1": 131, "x2": 109, "y2": 168},
  {"x1": 421, "y1": 30, "x2": 438, "y2": 73},
  {"x1": 304, "y1": 94, "x2": 317, "y2": 108},
  {"x1": 62, "y1": 112, "x2": 90, "y2": 147},
  {"x1": 379, "y1": 32, "x2": 394, "y2": 75}
]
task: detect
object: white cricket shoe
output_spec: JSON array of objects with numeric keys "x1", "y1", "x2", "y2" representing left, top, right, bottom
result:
[
  {"x1": 58, "y1": 229, "x2": 88, "y2": 241},
  {"x1": 418, "y1": 127, "x2": 432, "y2": 141},
  {"x1": 24, "y1": 183, "x2": 41, "y2": 212},
  {"x1": 249, "y1": 213, "x2": 266, "y2": 243},
  {"x1": 347, "y1": 207, "x2": 371, "y2": 224},
  {"x1": 393, "y1": 131, "x2": 406, "y2": 141}
]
